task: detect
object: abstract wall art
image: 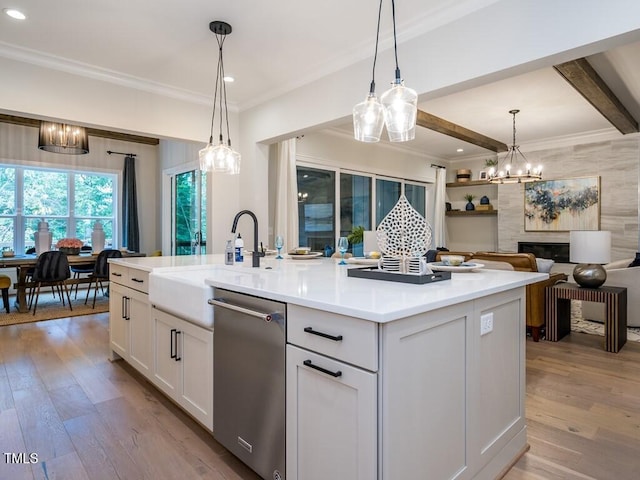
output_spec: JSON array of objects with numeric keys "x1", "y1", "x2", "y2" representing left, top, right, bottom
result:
[{"x1": 524, "y1": 177, "x2": 600, "y2": 231}]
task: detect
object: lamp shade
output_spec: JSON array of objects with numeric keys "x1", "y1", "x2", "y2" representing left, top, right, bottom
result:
[
  {"x1": 38, "y1": 121, "x2": 89, "y2": 155},
  {"x1": 570, "y1": 231, "x2": 611, "y2": 264}
]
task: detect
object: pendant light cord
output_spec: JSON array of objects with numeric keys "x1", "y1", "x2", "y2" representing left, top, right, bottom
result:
[
  {"x1": 369, "y1": 0, "x2": 383, "y2": 95},
  {"x1": 207, "y1": 31, "x2": 230, "y2": 146},
  {"x1": 391, "y1": 0, "x2": 401, "y2": 82}
]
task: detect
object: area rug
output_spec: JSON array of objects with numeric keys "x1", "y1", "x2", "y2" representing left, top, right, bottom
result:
[
  {"x1": 570, "y1": 300, "x2": 640, "y2": 342},
  {"x1": 0, "y1": 291, "x2": 109, "y2": 327}
]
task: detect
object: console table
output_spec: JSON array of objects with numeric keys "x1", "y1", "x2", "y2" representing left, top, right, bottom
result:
[{"x1": 546, "y1": 283, "x2": 627, "y2": 353}]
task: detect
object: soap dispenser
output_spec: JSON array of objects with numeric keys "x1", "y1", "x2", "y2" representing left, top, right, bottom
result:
[
  {"x1": 235, "y1": 234, "x2": 244, "y2": 262},
  {"x1": 225, "y1": 240, "x2": 234, "y2": 265}
]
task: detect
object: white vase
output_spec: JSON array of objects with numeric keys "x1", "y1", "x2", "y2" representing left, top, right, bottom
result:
[
  {"x1": 34, "y1": 220, "x2": 52, "y2": 255},
  {"x1": 91, "y1": 221, "x2": 105, "y2": 253}
]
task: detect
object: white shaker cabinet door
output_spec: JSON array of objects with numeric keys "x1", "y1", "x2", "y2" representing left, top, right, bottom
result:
[
  {"x1": 152, "y1": 308, "x2": 181, "y2": 399},
  {"x1": 286, "y1": 345, "x2": 377, "y2": 480},
  {"x1": 108, "y1": 282, "x2": 129, "y2": 359},
  {"x1": 128, "y1": 288, "x2": 152, "y2": 375}
]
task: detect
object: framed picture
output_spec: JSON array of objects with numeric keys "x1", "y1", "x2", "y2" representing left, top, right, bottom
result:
[
  {"x1": 478, "y1": 171, "x2": 488, "y2": 180},
  {"x1": 524, "y1": 176, "x2": 600, "y2": 231}
]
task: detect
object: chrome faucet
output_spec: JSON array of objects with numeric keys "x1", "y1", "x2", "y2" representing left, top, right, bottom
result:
[{"x1": 231, "y1": 210, "x2": 263, "y2": 267}]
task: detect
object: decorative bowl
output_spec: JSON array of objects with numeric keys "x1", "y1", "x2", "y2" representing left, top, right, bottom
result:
[
  {"x1": 59, "y1": 247, "x2": 81, "y2": 255},
  {"x1": 441, "y1": 255, "x2": 465, "y2": 266}
]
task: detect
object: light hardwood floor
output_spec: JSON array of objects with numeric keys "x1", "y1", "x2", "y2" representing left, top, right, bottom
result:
[{"x1": 1, "y1": 314, "x2": 639, "y2": 479}]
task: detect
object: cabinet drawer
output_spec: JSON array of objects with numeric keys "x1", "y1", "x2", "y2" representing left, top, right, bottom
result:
[
  {"x1": 288, "y1": 305, "x2": 378, "y2": 371},
  {"x1": 128, "y1": 268, "x2": 149, "y2": 294},
  {"x1": 109, "y1": 263, "x2": 128, "y2": 286}
]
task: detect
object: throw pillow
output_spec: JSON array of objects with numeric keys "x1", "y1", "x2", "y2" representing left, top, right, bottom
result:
[
  {"x1": 535, "y1": 258, "x2": 554, "y2": 273},
  {"x1": 604, "y1": 258, "x2": 635, "y2": 270}
]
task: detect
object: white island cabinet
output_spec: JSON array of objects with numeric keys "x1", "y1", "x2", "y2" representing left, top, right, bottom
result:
[
  {"x1": 109, "y1": 255, "x2": 546, "y2": 480},
  {"x1": 108, "y1": 263, "x2": 152, "y2": 375},
  {"x1": 151, "y1": 307, "x2": 213, "y2": 431}
]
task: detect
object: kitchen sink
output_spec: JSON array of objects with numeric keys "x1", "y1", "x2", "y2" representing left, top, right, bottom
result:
[{"x1": 149, "y1": 268, "x2": 218, "y2": 328}]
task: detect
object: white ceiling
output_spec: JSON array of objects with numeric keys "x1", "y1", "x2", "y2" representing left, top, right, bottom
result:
[{"x1": 1, "y1": 0, "x2": 639, "y2": 161}]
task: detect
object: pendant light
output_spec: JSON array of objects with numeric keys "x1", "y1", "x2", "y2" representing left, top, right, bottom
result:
[
  {"x1": 488, "y1": 110, "x2": 542, "y2": 184},
  {"x1": 38, "y1": 121, "x2": 89, "y2": 155},
  {"x1": 353, "y1": 0, "x2": 385, "y2": 142},
  {"x1": 380, "y1": 0, "x2": 417, "y2": 142},
  {"x1": 199, "y1": 21, "x2": 240, "y2": 175},
  {"x1": 353, "y1": 0, "x2": 417, "y2": 143}
]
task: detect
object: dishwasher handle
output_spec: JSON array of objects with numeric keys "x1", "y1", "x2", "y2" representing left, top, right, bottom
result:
[{"x1": 208, "y1": 298, "x2": 275, "y2": 322}]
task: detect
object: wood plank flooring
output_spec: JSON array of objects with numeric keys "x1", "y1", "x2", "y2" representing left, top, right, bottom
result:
[
  {"x1": 1, "y1": 314, "x2": 639, "y2": 479},
  {"x1": 0, "y1": 314, "x2": 260, "y2": 480}
]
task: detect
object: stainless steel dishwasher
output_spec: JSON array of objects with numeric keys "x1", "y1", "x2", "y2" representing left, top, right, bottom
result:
[{"x1": 209, "y1": 288, "x2": 286, "y2": 480}]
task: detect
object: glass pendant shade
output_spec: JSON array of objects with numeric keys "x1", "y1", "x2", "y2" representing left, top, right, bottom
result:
[
  {"x1": 38, "y1": 121, "x2": 89, "y2": 155},
  {"x1": 200, "y1": 20, "x2": 240, "y2": 175},
  {"x1": 380, "y1": 81, "x2": 417, "y2": 142},
  {"x1": 227, "y1": 149, "x2": 241, "y2": 175},
  {"x1": 353, "y1": 93, "x2": 385, "y2": 142}
]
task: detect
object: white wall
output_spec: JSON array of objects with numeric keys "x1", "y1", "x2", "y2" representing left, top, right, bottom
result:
[
  {"x1": 296, "y1": 130, "x2": 436, "y2": 183},
  {"x1": 0, "y1": 122, "x2": 160, "y2": 256}
]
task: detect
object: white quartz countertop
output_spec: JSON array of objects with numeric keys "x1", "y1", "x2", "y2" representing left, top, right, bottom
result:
[{"x1": 130, "y1": 255, "x2": 547, "y2": 323}]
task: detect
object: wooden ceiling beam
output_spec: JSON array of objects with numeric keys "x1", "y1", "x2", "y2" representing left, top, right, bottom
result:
[
  {"x1": 416, "y1": 109, "x2": 508, "y2": 153},
  {"x1": 554, "y1": 58, "x2": 639, "y2": 134},
  {"x1": 0, "y1": 113, "x2": 160, "y2": 145}
]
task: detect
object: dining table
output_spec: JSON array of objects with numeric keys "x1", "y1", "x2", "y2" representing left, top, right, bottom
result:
[{"x1": 0, "y1": 251, "x2": 145, "y2": 313}]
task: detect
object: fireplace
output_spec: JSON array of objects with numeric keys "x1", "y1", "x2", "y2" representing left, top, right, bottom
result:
[{"x1": 518, "y1": 241, "x2": 570, "y2": 263}]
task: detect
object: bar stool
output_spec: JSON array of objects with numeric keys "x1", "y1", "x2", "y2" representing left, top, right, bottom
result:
[{"x1": 0, "y1": 274, "x2": 11, "y2": 313}]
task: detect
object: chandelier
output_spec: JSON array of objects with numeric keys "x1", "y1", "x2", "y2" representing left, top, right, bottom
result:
[
  {"x1": 199, "y1": 21, "x2": 240, "y2": 175},
  {"x1": 353, "y1": 0, "x2": 417, "y2": 143},
  {"x1": 38, "y1": 121, "x2": 89, "y2": 155},
  {"x1": 488, "y1": 109, "x2": 541, "y2": 184}
]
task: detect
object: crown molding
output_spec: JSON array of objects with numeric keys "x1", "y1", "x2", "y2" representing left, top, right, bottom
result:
[{"x1": 0, "y1": 41, "x2": 230, "y2": 109}]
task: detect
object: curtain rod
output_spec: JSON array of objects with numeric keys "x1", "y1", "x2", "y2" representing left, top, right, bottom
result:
[
  {"x1": 430, "y1": 163, "x2": 445, "y2": 169},
  {"x1": 107, "y1": 150, "x2": 137, "y2": 157}
]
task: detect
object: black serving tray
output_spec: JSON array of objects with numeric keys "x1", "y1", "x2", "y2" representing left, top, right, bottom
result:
[{"x1": 347, "y1": 266, "x2": 452, "y2": 284}]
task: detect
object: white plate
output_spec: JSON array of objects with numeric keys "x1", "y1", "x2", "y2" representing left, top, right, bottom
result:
[
  {"x1": 427, "y1": 262, "x2": 484, "y2": 272},
  {"x1": 346, "y1": 257, "x2": 380, "y2": 265},
  {"x1": 288, "y1": 252, "x2": 323, "y2": 260}
]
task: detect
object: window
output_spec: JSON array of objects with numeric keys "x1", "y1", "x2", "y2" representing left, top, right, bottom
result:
[
  {"x1": 297, "y1": 167, "x2": 335, "y2": 252},
  {"x1": 0, "y1": 165, "x2": 116, "y2": 253},
  {"x1": 297, "y1": 164, "x2": 429, "y2": 254}
]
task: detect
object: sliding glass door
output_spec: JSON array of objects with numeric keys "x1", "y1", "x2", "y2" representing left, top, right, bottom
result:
[{"x1": 171, "y1": 169, "x2": 207, "y2": 256}]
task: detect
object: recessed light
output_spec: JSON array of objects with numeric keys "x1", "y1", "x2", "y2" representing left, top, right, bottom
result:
[
  {"x1": 456, "y1": 148, "x2": 464, "y2": 153},
  {"x1": 4, "y1": 8, "x2": 26, "y2": 20},
  {"x1": 223, "y1": 75, "x2": 234, "y2": 83}
]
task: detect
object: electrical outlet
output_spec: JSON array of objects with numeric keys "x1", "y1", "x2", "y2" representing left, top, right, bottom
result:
[{"x1": 480, "y1": 313, "x2": 494, "y2": 336}]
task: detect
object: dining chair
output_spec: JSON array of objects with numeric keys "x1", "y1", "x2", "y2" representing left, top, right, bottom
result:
[
  {"x1": 70, "y1": 245, "x2": 94, "y2": 299},
  {"x1": 0, "y1": 274, "x2": 11, "y2": 313},
  {"x1": 29, "y1": 251, "x2": 72, "y2": 315},
  {"x1": 85, "y1": 249, "x2": 123, "y2": 308}
]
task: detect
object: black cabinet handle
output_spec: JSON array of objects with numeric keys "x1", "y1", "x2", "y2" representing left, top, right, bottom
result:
[
  {"x1": 175, "y1": 331, "x2": 181, "y2": 361},
  {"x1": 303, "y1": 327, "x2": 343, "y2": 342},
  {"x1": 125, "y1": 297, "x2": 130, "y2": 320},
  {"x1": 303, "y1": 360, "x2": 342, "y2": 378},
  {"x1": 112, "y1": 272, "x2": 123, "y2": 277},
  {"x1": 170, "y1": 328, "x2": 177, "y2": 359},
  {"x1": 132, "y1": 278, "x2": 144, "y2": 283},
  {"x1": 121, "y1": 296, "x2": 127, "y2": 319}
]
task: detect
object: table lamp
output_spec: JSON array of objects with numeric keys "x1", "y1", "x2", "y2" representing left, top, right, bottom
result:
[{"x1": 569, "y1": 230, "x2": 611, "y2": 288}]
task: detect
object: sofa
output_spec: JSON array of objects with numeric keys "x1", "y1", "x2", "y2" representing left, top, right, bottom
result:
[
  {"x1": 581, "y1": 258, "x2": 640, "y2": 327},
  {"x1": 435, "y1": 251, "x2": 568, "y2": 341}
]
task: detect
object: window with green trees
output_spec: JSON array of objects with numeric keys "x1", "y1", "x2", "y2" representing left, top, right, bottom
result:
[{"x1": 0, "y1": 165, "x2": 116, "y2": 252}]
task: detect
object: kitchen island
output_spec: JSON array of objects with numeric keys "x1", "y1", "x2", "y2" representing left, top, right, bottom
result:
[{"x1": 109, "y1": 255, "x2": 546, "y2": 480}]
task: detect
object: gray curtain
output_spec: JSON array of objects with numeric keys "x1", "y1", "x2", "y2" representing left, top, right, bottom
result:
[{"x1": 123, "y1": 155, "x2": 140, "y2": 252}]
